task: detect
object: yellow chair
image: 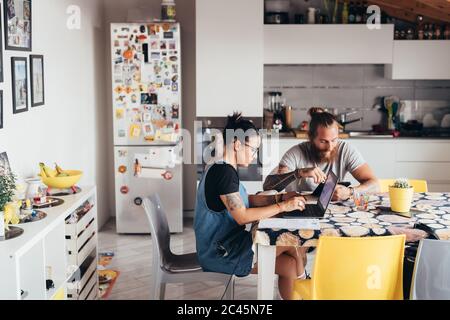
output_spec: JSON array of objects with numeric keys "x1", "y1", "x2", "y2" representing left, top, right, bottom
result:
[
  {"x1": 292, "y1": 235, "x2": 406, "y2": 300},
  {"x1": 379, "y1": 179, "x2": 428, "y2": 193}
]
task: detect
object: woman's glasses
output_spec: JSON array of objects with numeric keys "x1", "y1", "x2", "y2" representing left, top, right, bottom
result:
[{"x1": 245, "y1": 143, "x2": 259, "y2": 157}]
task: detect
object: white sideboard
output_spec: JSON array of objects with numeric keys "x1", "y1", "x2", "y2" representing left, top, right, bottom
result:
[
  {"x1": 261, "y1": 137, "x2": 450, "y2": 192},
  {"x1": 0, "y1": 186, "x2": 98, "y2": 300}
]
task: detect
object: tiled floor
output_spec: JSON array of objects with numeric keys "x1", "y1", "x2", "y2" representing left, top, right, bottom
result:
[{"x1": 98, "y1": 218, "x2": 314, "y2": 300}]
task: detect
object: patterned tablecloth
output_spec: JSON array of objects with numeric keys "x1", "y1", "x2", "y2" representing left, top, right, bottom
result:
[{"x1": 254, "y1": 192, "x2": 450, "y2": 247}]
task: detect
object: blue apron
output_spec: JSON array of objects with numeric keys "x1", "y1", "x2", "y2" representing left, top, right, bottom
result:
[{"x1": 194, "y1": 165, "x2": 254, "y2": 277}]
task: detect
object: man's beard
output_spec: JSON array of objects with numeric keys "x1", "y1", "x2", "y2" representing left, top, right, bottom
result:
[{"x1": 310, "y1": 143, "x2": 338, "y2": 164}]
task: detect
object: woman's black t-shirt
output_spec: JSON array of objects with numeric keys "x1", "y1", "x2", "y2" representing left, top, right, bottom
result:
[{"x1": 204, "y1": 163, "x2": 240, "y2": 212}]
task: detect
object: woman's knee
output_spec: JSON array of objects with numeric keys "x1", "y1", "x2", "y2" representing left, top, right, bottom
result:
[{"x1": 275, "y1": 254, "x2": 298, "y2": 279}]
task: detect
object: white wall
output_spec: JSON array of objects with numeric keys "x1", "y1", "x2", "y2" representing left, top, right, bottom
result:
[
  {"x1": 103, "y1": 0, "x2": 197, "y2": 215},
  {"x1": 0, "y1": 0, "x2": 111, "y2": 227}
]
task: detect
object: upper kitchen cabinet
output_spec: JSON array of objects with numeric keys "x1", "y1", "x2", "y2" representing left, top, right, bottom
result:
[
  {"x1": 385, "y1": 41, "x2": 450, "y2": 80},
  {"x1": 196, "y1": 0, "x2": 264, "y2": 117},
  {"x1": 264, "y1": 24, "x2": 394, "y2": 64}
]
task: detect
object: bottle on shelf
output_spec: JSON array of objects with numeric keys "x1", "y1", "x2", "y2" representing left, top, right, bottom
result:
[
  {"x1": 445, "y1": 25, "x2": 450, "y2": 40},
  {"x1": 434, "y1": 25, "x2": 442, "y2": 40},
  {"x1": 348, "y1": 1, "x2": 355, "y2": 24},
  {"x1": 416, "y1": 15, "x2": 424, "y2": 40},
  {"x1": 355, "y1": 2, "x2": 362, "y2": 23},
  {"x1": 362, "y1": 1, "x2": 368, "y2": 23},
  {"x1": 342, "y1": 1, "x2": 349, "y2": 24}
]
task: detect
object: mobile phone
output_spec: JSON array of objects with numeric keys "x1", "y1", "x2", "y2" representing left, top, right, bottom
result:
[{"x1": 338, "y1": 182, "x2": 351, "y2": 187}]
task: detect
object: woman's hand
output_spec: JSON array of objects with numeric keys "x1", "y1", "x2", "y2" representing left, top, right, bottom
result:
[
  {"x1": 280, "y1": 196, "x2": 306, "y2": 212},
  {"x1": 296, "y1": 167, "x2": 327, "y2": 184}
]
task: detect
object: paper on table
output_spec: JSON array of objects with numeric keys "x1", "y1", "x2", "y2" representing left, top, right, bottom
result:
[{"x1": 258, "y1": 218, "x2": 320, "y2": 230}]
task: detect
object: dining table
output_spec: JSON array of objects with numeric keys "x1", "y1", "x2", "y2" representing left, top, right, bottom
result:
[{"x1": 252, "y1": 192, "x2": 450, "y2": 300}]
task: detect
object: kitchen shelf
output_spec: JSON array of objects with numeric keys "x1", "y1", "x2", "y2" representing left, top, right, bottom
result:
[{"x1": 264, "y1": 24, "x2": 394, "y2": 64}]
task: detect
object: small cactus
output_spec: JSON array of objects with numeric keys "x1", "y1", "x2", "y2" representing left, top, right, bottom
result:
[{"x1": 392, "y1": 178, "x2": 411, "y2": 189}]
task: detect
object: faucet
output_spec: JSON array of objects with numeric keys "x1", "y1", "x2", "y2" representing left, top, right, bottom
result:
[{"x1": 337, "y1": 110, "x2": 364, "y2": 131}]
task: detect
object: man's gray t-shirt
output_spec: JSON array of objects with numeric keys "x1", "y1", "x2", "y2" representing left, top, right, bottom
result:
[{"x1": 278, "y1": 140, "x2": 365, "y2": 192}]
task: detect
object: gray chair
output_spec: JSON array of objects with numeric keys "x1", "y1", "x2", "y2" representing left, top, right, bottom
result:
[
  {"x1": 410, "y1": 239, "x2": 450, "y2": 300},
  {"x1": 143, "y1": 194, "x2": 235, "y2": 300}
]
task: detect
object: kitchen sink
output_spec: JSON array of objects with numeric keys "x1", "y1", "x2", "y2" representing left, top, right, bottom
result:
[{"x1": 346, "y1": 131, "x2": 393, "y2": 138}]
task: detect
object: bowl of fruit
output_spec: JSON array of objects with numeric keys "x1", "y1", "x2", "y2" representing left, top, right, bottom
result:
[{"x1": 39, "y1": 163, "x2": 83, "y2": 189}]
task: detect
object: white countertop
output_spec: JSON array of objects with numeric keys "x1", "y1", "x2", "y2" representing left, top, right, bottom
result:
[{"x1": 0, "y1": 186, "x2": 96, "y2": 259}]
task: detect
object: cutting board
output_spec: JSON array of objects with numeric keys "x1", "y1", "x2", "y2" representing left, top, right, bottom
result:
[{"x1": 293, "y1": 129, "x2": 349, "y2": 139}]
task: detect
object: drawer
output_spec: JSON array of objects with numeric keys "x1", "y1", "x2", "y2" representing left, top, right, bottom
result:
[
  {"x1": 66, "y1": 207, "x2": 95, "y2": 238},
  {"x1": 396, "y1": 142, "x2": 450, "y2": 162},
  {"x1": 67, "y1": 253, "x2": 97, "y2": 292},
  {"x1": 68, "y1": 268, "x2": 97, "y2": 300},
  {"x1": 85, "y1": 282, "x2": 98, "y2": 300},
  {"x1": 66, "y1": 218, "x2": 96, "y2": 254},
  {"x1": 394, "y1": 162, "x2": 450, "y2": 182},
  {"x1": 68, "y1": 233, "x2": 97, "y2": 266},
  {"x1": 79, "y1": 272, "x2": 97, "y2": 300}
]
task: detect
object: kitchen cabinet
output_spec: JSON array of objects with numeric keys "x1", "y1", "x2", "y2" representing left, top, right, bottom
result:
[
  {"x1": 0, "y1": 187, "x2": 98, "y2": 300},
  {"x1": 385, "y1": 41, "x2": 450, "y2": 80},
  {"x1": 261, "y1": 137, "x2": 450, "y2": 192},
  {"x1": 264, "y1": 25, "x2": 394, "y2": 64},
  {"x1": 196, "y1": 0, "x2": 264, "y2": 117}
]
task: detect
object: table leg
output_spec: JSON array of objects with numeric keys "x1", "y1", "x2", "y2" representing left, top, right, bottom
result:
[{"x1": 257, "y1": 244, "x2": 276, "y2": 300}]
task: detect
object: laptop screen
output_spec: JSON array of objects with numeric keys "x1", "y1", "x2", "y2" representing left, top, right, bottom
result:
[{"x1": 318, "y1": 171, "x2": 338, "y2": 209}]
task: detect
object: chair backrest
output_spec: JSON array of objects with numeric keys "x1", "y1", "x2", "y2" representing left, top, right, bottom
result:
[
  {"x1": 379, "y1": 179, "x2": 428, "y2": 193},
  {"x1": 142, "y1": 195, "x2": 172, "y2": 267},
  {"x1": 309, "y1": 235, "x2": 405, "y2": 300},
  {"x1": 410, "y1": 239, "x2": 450, "y2": 300}
]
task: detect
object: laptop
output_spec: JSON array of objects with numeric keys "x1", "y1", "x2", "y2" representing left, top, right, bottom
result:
[{"x1": 281, "y1": 170, "x2": 338, "y2": 218}]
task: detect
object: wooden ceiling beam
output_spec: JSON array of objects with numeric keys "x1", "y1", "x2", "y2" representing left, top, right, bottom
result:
[{"x1": 366, "y1": 0, "x2": 450, "y2": 22}]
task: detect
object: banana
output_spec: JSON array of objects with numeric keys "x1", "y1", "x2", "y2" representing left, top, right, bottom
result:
[
  {"x1": 55, "y1": 163, "x2": 69, "y2": 177},
  {"x1": 39, "y1": 162, "x2": 56, "y2": 178}
]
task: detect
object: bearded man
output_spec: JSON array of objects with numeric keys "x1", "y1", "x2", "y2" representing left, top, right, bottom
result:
[{"x1": 263, "y1": 109, "x2": 379, "y2": 201}]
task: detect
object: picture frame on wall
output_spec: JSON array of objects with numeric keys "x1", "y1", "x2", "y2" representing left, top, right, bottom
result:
[
  {"x1": 4, "y1": 0, "x2": 32, "y2": 51},
  {"x1": 11, "y1": 57, "x2": 28, "y2": 114},
  {"x1": 30, "y1": 55, "x2": 44, "y2": 107},
  {"x1": 0, "y1": 5, "x2": 3, "y2": 82},
  {"x1": 0, "y1": 91, "x2": 3, "y2": 129}
]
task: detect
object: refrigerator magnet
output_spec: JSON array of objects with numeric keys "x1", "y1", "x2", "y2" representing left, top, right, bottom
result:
[
  {"x1": 164, "y1": 79, "x2": 171, "y2": 86},
  {"x1": 172, "y1": 64, "x2": 178, "y2": 73},
  {"x1": 162, "y1": 24, "x2": 171, "y2": 32},
  {"x1": 151, "y1": 40, "x2": 158, "y2": 50},
  {"x1": 171, "y1": 82, "x2": 178, "y2": 92},
  {"x1": 162, "y1": 171, "x2": 174, "y2": 181},
  {"x1": 114, "y1": 40, "x2": 120, "y2": 47},
  {"x1": 163, "y1": 32, "x2": 174, "y2": 39},
  {"x1": 140, "y1": 25, "x2": 146, "y2": 33},
  {"x1": 169, "y1": 56, "x2": 178, "y2": 62},
  {"x1": 129, "y1": 124, "x2": 141, "y2": 138},
  {"x1": 141, "y1": 93, "x2": 151, "y2": 104},
  {"x1": 131, "y1": 94, "x2": 138, "y2": 104},
  {"x1": 118, "y1": 165, "x2": 127, "y2": 174},
  {"x1": 118, "y1": 150, "x2": 128, "y2": 157},
  {"x1": 120, "y1": 186, "x2": 129, "y2": 195},
  {"x1": 142, "y1": 112, "x2": 152, "y2": 123},
  {"x1": 118, "y1": 129, "x2": 126, "y2": 138},
  {"x1": 160, "y1": 41, "x2": 167, "y2": 50},
  {"x1": 143, "y1": 123, "x2": 154, "y2": 136},
  {"x1": 149, "y1": 24, "x2": 156, "y2": 35},
  {"x1": 169, "y1": 41, "x2": 176, "y2": 50},
  {"x1": 151, "y1": 52, "x2": 161, "y2": 60},
  {"x1": 116, "y1": 108, "x2": 125, "y2": 119}
]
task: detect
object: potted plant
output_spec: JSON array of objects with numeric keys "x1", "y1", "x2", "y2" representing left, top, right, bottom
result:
[
  {"x1": 0, "y1": 173, "x2": 17, "y2": 237},
  {"x1": 389, "y1": 178, "x2": 414, "y2": 213}
]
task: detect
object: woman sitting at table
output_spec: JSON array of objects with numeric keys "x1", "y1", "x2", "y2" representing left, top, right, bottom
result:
[{"x1": 194, "y1": 112, "x2": 308, "y2": 300}]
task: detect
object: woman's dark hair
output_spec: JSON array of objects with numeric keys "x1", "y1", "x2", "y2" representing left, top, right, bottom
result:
[
  {"x1": 308, "y1": 108, "x2": 339, "y2": 140},
  {"x1": 222, "y1": 112, "x2": 259, "y2": 145}
]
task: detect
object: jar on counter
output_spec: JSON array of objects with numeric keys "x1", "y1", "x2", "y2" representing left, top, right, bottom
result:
[{"x1": 161, "y1": 0, "x2": 176, "y2": 21}]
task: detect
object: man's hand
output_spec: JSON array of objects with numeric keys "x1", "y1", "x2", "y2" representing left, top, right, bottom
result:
[
  {"x1": 332, "y1": 185, "x2": 352, "y2": 201},
  {"x1": 297, "y1": 167, "x2": 327, "y2": 184},
  {"x1": 281, "y1": 196, "x2": 306, "y2": 212}
]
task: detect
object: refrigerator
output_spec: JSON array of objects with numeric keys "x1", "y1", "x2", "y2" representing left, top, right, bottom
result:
[{"x1": 110, "y1": 23, "x2": 183, "y2": 233}]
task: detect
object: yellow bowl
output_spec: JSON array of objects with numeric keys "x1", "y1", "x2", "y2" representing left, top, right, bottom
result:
[{"x1": 40, "y1": 170, "x2": 83, "y2": 189}]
